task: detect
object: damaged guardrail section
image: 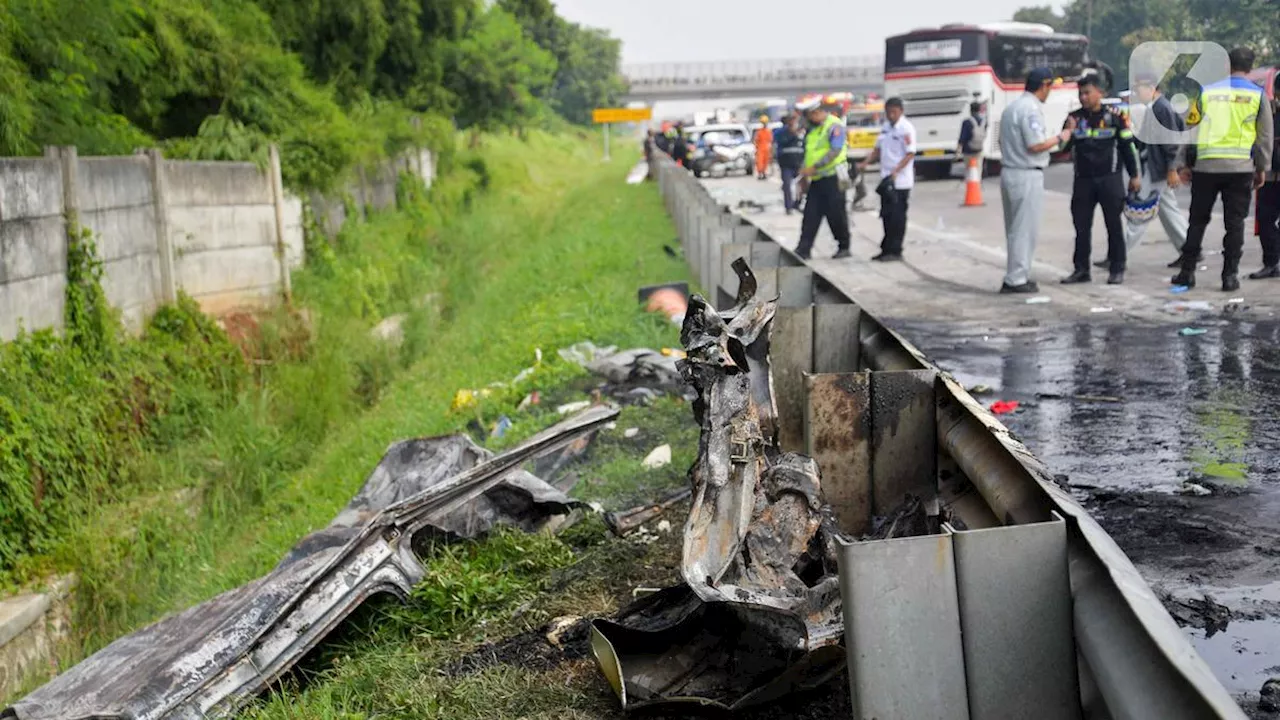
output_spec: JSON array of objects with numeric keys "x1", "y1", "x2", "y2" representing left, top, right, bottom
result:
[{"x1": 648, "y1": 153, "x2": 1247, "y2": 719}]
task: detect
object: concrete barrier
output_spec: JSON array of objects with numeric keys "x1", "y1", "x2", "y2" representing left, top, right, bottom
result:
[{"x1": 0, "y1": 145, "x2": 433, "y2": 340}]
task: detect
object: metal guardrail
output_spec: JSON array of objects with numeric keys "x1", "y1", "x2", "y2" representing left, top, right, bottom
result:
[{"x1": 648, "y1": 153, "x2": 1247, "y2": 720}]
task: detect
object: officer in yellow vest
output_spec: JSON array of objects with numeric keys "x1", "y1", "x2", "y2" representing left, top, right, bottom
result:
[
  {"x1": 1173, "y1": 47, "x2": 1275, "y2": 292},
  {"x1": 794, "y1": 97, "x2": 852, "y2": 260}
]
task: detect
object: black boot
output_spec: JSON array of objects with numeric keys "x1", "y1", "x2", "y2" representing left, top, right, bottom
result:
[
  {"x1": 1060, "y1": 270, "x2": 1091, "y2": 284},
  {"x1": 1108, "y1": 271, "x2": 1124, "y2": 285},
  {"x1": 1223, "y1": 274, "x2": 1241, "y2": 292},
  {"x1": 1168, "y1": 253, "x2": 1204, "y2": 268},
  {"x1": 1170, "y1": 270, "x2": 1196, "y2": 288},
  {"x1": 1248, "y1": 265, "x2": 1280, "y2": 280},
  {"x1": 1093, "y1": 259, "x2": 1110, "y2": 269}
]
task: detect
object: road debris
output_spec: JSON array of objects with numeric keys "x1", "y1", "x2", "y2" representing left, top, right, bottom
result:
[
  {"x1": 623, "y1": 427, "x2": 639, "y2": 438},
  {"x1": 1161, "y1": 592, "x2": 1232, "y2": 638},
  {"x1": 1090, "y1": 306, "x2": 1113, "y2": 313},
  {"x1": 990, "y1": 400, "x2": 1021, "y2": 415},
  {"x1": 1025, "y1": 296, "x2": 1051, "y2": 304},
  {"x1": 967, "y1": 383, "x2": 994, "y2": 395},
  {"x1": 641, "y1": 444, "x2": 671, "y2": 469},
  {"x1": 1261, "y1": 677, "x2": 1280, "y2": 713},
  {"x1": 603, "y1": 487, "x2": 692, "y2": 536},
  {"x1": 1036, "y1": 392, "x2": 1123, "y2": 403},
  {"x1": 557, "y1": 400, "x2": 593, "y2": 415},
  {"x1": 1164, "y1": 300, "x2": 1214, "y2": 313},
  {"x1": 1228, "y1": 298, "x2": 1245, "y2": 304},
  {"x1": 592, "y1": 260, "x2": 847, "y2": 712},
  {"x1": 490, "y1": 415, "x2": 512, "y2": 439},
  {"x1": 6, "y1": 406, "x2": 619, "y2": 720},
  {"x1": 1178, "y1": 482, "x2": 1213, "y2": 497},
  {"x1": 1179, "y1": 327, "x2": 1209, "y2": 337},
  {"x1": 639, "y1": 283, "x2": 690, "y2": 325},
  {"x1": 1171, "y1": 285, "x2": 1191, "y2": 294}
]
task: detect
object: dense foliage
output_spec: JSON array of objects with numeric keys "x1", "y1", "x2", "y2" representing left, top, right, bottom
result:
[
  {"x1": 1014, "y1": 0, "x2": 1279, "y2": 85},
  {"x1": 0, "y1": 0, "x2": 625, "y2": 188}
]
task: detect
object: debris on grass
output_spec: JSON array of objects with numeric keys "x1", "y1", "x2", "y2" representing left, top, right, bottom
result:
[
  {"x1": 641, "y1": 444, "x2": 671, "y2": 469},
  {"x1": 603, "y1": 488, "x2": 693, "y2": 537},
  {"x1": 591, "y1": 260, "x2": 847, "y2": 712}
]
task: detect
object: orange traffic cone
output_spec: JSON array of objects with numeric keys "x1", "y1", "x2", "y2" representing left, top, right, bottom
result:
[{"x1": 961, "y1": 156, "x2": 984, "y2": 207}]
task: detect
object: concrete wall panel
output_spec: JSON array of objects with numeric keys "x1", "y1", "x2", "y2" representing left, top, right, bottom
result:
[{"x1": 164, "y1": 161, "x2": 272, "y2": 208}]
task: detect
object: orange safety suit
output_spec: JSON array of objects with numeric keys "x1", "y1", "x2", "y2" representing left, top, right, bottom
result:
[{"x1": 754, "y1": 127, "x2": 772, "y2": 175}]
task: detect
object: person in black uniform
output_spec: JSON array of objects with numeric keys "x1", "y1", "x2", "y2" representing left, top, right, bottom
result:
[
  {"x1": 1250, "y1": 74, "x2": 1280, "y2": 280},
  {"x1": 1060, "y1": 75, "x2": 1142, "y2": 285},
  {"x1": 670, "y1": 122, "x2": 689, "y2": 169}
]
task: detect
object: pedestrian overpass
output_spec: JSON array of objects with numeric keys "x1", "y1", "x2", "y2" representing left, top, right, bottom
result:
[{"x1": 621, "y1": 57, "x2": 884, "y2": 103}]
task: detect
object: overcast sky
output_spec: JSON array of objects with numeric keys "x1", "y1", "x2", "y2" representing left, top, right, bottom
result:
[{"x1": 552, "y1": 0, "x2": 1068, "y2": 64}]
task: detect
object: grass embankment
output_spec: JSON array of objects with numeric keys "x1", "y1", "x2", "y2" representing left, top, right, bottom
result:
[{"x1": 1, "y1": 129, "x2": 697, "y2": 704}]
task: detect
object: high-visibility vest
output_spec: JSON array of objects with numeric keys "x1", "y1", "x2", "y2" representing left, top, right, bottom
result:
[
  {"x1": 1195, "y1": 79, "x2": 1264, "y2": 161},
  {"x1": 803, "y1": 114, "x2": 847, "y2": 178}
]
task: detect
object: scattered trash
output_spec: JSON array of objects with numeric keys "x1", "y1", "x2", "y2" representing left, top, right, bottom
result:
[
  {"x1": 558, "y1": 341, "x2": 618, "y2": 366},
  {"x1": 990, "y1": 400, "x2": 1021, "y2": 415},
  {"x1": 557, "y1": 400, "x2": 593, "y2": 415},
  {"x1": 9, "y1": 407, "x2": 619, "y2": 719},
  {"x1": 623, "y1": 427, "x2": 639, "y2": 438},
  {"x1": 1260, "y1": 677, "x2": 1280, "y2": 713},
  {"x1": 1018, "y1": 319, "x2": 1040, "y2": 327},
  {"x1": 593, "y1": 261, "x2": 846, "y2": 713},
  {"x1": 626, "y1": 161, "x2": 649, "y2": 185},
  {"x1": 639, "y1": 283, "x2": 690, "y2": 326},
  {"x1": 1160, "y1": 592, "x2": 1231, "y2": 638},
  {"x1": 490, "y1": 415, "x2": 512, "y2": 439},
  {"x1": 451, "y1": 387, "x2": 492, "y2": 412},
  {"x1": 641, "y1": 444, "x2": 672, "y2": 469},
  {"x1": 1163, "y1": 300, "x2": 1214, "y2": 313},
  {"x1": 656, "y1": 520, "x2": 672, "y2": 533},
  {"x1": 604, "y1": 487, "x2": 692, "y2": 536},
  {"x1": 622, "y1": 387, "x2": 661, "y2": 405},
  {"x1": 737, "y1": 199, "x2": 766, "y2": 213},
  {"x1": 1170, "y1": 285, "x2": 1190, "y2": 294},
  {"x1": 1228, "y1": 297, "x2": 1245, "y2": 304},
  {"x1": 1178, "y1": 482, "x2": 1212, "y2": 497},
  {"x1": 370, "y1": 313, "x2": 408, "y2": 346},
  {"x1": 967, "y1": 384, "x2": 994, "y2": 395},
  {"x1": 517, "y1": 391, "x2": 541, "y2": 411},
  {"x1": 1199, "y1": 265, "x2": 1209, "y2": 271},
  {"x1": 1178, "y1": 327, "x2": 1208, "y2": 337},
  {"x1": 663, "y1": 244, "x2": 680, "y2": 258},
  {"x1": 1090, "y1": 307, "x2": 1113, "y2": 313},
  {"x1": 1025, "y1": 296, "x2": 1051, "y2": 304},
  {"x1": 660, "y1": 347, "x2": 686, "y2": 358}
]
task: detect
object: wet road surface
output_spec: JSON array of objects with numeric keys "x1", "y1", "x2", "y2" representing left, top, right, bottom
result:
[{"x1": 898, "y1": 316, "x2": 1280, "y2": 708}]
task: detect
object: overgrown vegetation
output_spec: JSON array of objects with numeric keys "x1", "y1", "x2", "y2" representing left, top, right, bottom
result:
[
  {"x1": 0, "y1": 0, "x2": 624, "y2": 189},
  {"x1": 0, "y1": 132, "x2": 689, "y2": 695}
]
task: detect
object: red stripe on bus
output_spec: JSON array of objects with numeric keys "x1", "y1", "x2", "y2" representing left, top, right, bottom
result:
[{"x1": 885, "y1": 65, "x2": 1080, "y2": 91}]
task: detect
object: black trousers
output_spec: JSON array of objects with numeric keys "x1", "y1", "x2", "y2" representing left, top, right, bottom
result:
[
  {"x1": 1258, "y1": 181, "x2": 1280, "y2": 268},
  {"x1": 1071, "y1": 173, "x2": 1125, "y2": 273},
  {"x1": 780, "y1": 166, "x2": 799, "y2": 210},
  {"x1": 1182, "y1": 172, "x2": 1254, "y2": 276},
  {"x1": 796, "y1": 176, "x2": 850, "y2": 256},
  {"x1": 880, "y1": 187, "x2": 910, "y2": 254}
]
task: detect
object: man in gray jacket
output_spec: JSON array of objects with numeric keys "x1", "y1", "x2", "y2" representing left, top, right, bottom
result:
[
  {"x1": 1106, "y1": 77, "x2": 1189, "y2": 268},
  {"x1": 1248, "y1": 73, "x2": 1280, "y2": 280}
]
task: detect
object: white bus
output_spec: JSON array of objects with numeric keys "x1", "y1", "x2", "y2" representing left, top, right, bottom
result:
[{"x1": 884, "y1": 22, "x2": 1090, "y2": 178}]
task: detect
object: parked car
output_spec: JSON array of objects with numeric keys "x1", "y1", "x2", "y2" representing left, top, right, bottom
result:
[{"x1": 685, "y1": 123, "x2": 755, "y2": 178}]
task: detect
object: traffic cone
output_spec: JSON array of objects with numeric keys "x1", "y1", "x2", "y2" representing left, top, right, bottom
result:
[{"x1": 961, "y1": 156, "x2": 984, "y2": 207}]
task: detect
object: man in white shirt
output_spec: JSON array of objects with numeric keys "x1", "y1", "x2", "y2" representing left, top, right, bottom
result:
[{"x1": 858, "y1": 97, "x2": 916, "y2": 261}]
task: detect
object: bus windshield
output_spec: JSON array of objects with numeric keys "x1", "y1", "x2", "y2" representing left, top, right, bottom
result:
[{"x1": 886, "y1": 29, "x2": 1088, "y2": 83}]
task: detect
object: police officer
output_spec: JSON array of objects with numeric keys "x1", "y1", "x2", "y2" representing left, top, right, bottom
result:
[
  {"x1": 1247, "y1": 71, "x2": 1280, "y2": 280},
  {"x1": 1060, "y1": 74, "x2": 1142, "y2": 285},
  {"x1": 1174, "y1": 47, "x2": 1275, "y2": 292},
  {"x1": 794, "y1": 98, "x2": 852, "y2": 260},
  {"x1": 671, "y1": 122, "x2": 690, "y2": 169},
  {"x1": 775, "y1": 113, "x2": 806, "y2": 214},
  {"x1": 998, "y1": 68, "x2": 1073, "y2": 294}
]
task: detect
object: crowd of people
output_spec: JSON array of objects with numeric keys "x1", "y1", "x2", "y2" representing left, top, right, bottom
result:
[{"x1": 649, "y1": 48, "x2": 1278, "y2": 296}]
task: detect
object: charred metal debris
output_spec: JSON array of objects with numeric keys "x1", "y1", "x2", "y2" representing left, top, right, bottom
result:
[{"x1": 5, "y1": 406, "x2": 618, "y2": 720}]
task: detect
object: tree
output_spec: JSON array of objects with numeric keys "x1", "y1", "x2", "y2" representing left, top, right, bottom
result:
[
  {"x1": 444, "y1": 7, "x2": 555, "y2": 130},
  {"x1": 1012, "y1": 6, "x2": 1065, "y2": 31}
]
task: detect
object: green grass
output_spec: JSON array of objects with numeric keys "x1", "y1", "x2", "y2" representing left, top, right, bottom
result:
[{"x1": 36, "y1": 130, "x2": 695, "y2": 686}]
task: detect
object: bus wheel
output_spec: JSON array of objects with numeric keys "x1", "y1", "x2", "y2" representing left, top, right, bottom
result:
[{"x1": 920, "y1": 163, "x2": 951, "y2": 181}]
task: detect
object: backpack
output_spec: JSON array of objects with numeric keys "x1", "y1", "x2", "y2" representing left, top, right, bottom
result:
[{"x1": 966, "y1": 117, "x2": 987, "y2": 153}]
